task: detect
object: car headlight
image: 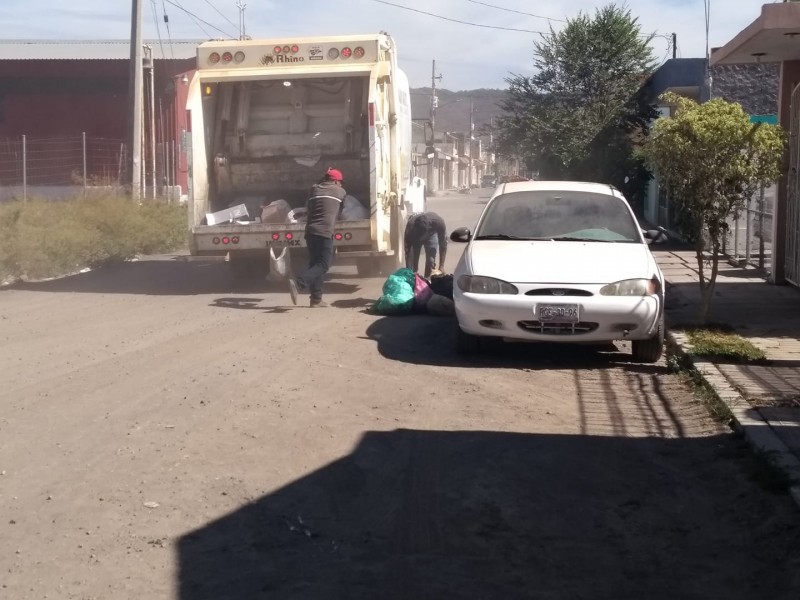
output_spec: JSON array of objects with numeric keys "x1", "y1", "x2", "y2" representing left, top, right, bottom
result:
[
  {"x1": 599, "y1": 277, "x2": 661, "y2": 296},
  {"x1": 457, "y1": 275, "x2": 518, "y2": 294}
]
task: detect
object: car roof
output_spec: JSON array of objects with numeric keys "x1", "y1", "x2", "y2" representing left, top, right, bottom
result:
[{"x1": 495, "y1": 180, "x2": 624, "y2": 198}]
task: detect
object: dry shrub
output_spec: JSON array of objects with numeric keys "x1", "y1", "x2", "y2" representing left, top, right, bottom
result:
[{"x1": 0, "y1": 195, "x2": 186, "y2": 283}]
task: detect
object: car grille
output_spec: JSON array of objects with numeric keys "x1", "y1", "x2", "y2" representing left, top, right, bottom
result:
[
  {"x1": 525, "y1": 288, "x2": 593, "y2": 297},
  {"x1": 517, "y1": 320, "x2": 599, "y2": 335}
]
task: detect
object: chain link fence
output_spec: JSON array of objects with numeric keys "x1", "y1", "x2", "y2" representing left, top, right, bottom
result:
[{"x1": 0, "y1": 134, "x2": 127, "y2": 201}]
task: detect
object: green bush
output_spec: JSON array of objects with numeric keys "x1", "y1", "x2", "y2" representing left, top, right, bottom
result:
[{"x1": 0, "y1": 195, "x2": 187, "y2": 283}]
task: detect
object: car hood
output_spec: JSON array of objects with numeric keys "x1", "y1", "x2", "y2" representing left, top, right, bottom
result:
[{"x1": 464, "y1": 240, "x2": 657, "y2": 284}]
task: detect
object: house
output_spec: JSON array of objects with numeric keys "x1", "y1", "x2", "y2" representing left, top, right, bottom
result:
[
  {"x1": 710, "y1": 1, "x2": 800, "y2": 286},
  {"x1": 641, "y1": 57, "x2": 779, "y2": 241}
]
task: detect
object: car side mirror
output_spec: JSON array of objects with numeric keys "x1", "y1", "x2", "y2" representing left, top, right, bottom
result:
[
  {"x1": 450, "y1": 227, "x2": 471, "y2": 243},
  {"x1": 643, "y1": 227, "x2": 668, "y2": 244}
]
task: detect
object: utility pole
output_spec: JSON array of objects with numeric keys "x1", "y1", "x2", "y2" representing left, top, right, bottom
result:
[
  {"x1": 144, "y1": 45, "x2": 156, "y2": 199},
  {"x1": 468, "y1": 97, "x2": 474, "y2": 187},
  {"x1": 236, "y1": 1, "x2": 247, "y2": 40},
  {"x1": 429, "y1": 60, "x2": 442, "y2": 193},
  {"x1": 430, "y1": 60, "x2": 442, "y2": 141},
  {"x1": 128, "y1": 0, "x2": 143, "y2": 200},
  {"x1": 672, "y1": 33, "x2": 677, "y2": 59}
]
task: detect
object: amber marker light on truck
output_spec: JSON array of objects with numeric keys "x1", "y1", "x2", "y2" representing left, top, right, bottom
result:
[
  {"x1": 353, "y1": 47, "x2": 365, "y2": 58},
  {"x1": 208, "y1": 52, "x2": 220, "y2": 64}
]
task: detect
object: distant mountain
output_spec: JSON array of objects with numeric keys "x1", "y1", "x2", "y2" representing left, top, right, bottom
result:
[{"x1": 410, "y1": 88, "x2": 508, "y2": 137}]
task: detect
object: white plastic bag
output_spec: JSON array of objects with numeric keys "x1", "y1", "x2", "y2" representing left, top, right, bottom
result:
[{"x1": 269, "y1": 246, "x2": 290, "y2": 278}]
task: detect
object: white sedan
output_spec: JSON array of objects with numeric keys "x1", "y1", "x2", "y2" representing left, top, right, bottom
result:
[{"x1": 450, "y1": 180, "x2": 667, "y2": 362}]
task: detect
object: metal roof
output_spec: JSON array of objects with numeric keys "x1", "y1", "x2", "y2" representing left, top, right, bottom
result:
[{"x1": 0, "y1": 39, "x2": 205, "y2": 61}]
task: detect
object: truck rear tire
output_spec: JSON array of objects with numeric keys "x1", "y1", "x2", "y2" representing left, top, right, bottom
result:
[
  {"x1": 356, "y1": 256, "x2": 398, "y2": 277},
  {"x1": 228, "y1": 254, "x2": 268, "y2": 281},
  {"x1": 288, "y1": 248, "x2": 308, "y2": 278},
  {"x1": 356, "y1": 258, "x2": 382, "y2": 277}
]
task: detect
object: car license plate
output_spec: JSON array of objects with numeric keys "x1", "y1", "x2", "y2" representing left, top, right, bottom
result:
[{"x1": 537, "y1": 303, "x2": 580, "y2": 322}]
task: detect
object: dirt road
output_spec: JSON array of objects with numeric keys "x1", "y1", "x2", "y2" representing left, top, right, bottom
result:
[{"x1": 1, "y1": 191, "x2": 799, "y2": 599}]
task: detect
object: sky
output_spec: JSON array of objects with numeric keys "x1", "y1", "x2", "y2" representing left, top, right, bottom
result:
[{"x1": 0, "y1": 0, "x2": 773, "y2": 91}]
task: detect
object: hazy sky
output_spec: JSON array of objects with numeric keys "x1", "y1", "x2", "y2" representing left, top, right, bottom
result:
[{"x1": 0, "y1": 0, "x2": 769, "y2": 90}]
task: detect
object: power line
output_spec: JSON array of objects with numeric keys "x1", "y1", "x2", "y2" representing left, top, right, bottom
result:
[
  {"x1": 370, "y1": 0, "x2": 679, "y2": 44},
  {"x1": 163, "y1": 0, "x2": 236, "y2": 39},
  {"x1": 160, "y1": 0, "x2": 175, "y2": 60},
  {"x1": 463, "y1": 0, "x2": 566, "y2": 22},
  {"x1": 367, "y1": 0, "x2": 549, "y2": 34},
  {"x1": 201, "y1": 0, "x2": 239, "y2": 31},
  {"x1": 149, "y1": 0, "x2": 166, "y2": 60}
]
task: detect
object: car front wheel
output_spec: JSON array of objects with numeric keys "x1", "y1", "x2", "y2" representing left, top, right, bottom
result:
[{"x1": 631, "y1": 317, "x2": 664, "y2": 363}]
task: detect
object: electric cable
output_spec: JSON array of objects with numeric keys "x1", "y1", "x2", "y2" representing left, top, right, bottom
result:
[
  {"x1": 201, "y1": 0, "x2": 239, "y2": 31},
  {"x1": 462, "y1": 0, "x2": 566, "y2": 22},
  {"x1": 160, "y1": 0, "x2": 176, "y2": 60},
  {"x1": 164, "y1": 0, "x2": 236, "y2": 39},
  {"x1": 149, "y1": 0, "x2": 166, "y2": 61}
]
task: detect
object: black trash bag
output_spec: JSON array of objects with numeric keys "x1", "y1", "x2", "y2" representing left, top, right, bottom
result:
[{"x1": 429, "y1": 273, "x2": 454, "y2": 300}]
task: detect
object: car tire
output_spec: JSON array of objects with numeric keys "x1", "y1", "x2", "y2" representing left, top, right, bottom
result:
[
  {"x1": 631, "y1": 317, "x2": 664, "y2": 363},
  {"x1": 455, "y1": 322, "x2": 482, "y2": 355}
]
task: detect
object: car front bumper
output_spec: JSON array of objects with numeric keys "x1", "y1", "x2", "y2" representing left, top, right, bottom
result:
[{"x1": 454, "y1": 291, "x2": 662, "y2": 343}]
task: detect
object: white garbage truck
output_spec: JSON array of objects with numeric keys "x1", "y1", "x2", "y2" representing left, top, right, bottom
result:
[{"x1": 184, "y1": 33, "x2": 424, "y2": 279}]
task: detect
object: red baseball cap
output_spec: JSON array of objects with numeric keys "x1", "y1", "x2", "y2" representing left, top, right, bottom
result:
[{"x1": 326, "y1": 168, "x2": 343, "y2": 181}]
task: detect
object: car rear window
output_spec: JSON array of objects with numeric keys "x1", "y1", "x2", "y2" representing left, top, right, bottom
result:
[{"x1": 476, "y1": 190, "x2": 641, "y2": 242}]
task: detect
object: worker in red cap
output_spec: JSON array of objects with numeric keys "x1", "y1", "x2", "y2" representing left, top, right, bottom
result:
[{"x1": 288, "y1": 167, "x2": 346, "y2": 307}]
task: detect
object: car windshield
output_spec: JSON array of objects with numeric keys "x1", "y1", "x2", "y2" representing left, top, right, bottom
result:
[{"x1": 475, "y1": 190, "x2": 641, "y2": 243}]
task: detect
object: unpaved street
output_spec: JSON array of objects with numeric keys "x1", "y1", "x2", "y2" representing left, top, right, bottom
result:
[{"x1": 2, "y1": 190, "x2": 799, "y2": 599}]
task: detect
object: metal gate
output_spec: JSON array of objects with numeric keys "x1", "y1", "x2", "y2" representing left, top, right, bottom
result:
[{"x1": 785, "y1": 83, "x2": 800, "y2": 285}]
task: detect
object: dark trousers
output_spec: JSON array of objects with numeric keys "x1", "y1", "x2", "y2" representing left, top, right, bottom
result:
[
  {"x1": 407, "y1": 233, "x2": 438, "y2": 278},
  {"x1": 297, "y1": 235, "x2": 334, "y2": 302}
]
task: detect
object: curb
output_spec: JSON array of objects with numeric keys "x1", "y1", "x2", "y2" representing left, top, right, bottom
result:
[{"x1": 665, "y1": 330, "x2": 800, "y2": 510}]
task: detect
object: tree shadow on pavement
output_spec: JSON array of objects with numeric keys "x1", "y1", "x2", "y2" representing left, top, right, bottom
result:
[
  {"x1": 364, "y1": 314, "x2": 666, "y2": 372},
  {"x1": 176, "y1": 429, "x2": 800, "y2": 600}
]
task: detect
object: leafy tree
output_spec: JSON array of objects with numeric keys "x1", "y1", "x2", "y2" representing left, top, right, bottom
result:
[
  {"x1": 496, "y1": 3, "x2": 658, "y2": 205},
  {"x1": 641, "y1": 92, "x2": 785, "y2": 322}
]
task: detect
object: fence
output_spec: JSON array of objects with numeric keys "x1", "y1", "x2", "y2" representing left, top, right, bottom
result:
[
  {"x1": 0, "y1": 134, "x2": 128, "y2": 201},
  {"x1": 722, "y1": 184, "x2": 775, "y2": 274}
]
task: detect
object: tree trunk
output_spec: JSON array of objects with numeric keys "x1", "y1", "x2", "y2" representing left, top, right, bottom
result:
[{"x1": 695, "y1": 241, "x2": 720, "y2": 324}]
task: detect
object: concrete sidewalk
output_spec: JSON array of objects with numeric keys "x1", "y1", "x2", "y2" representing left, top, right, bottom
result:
[{"x1": 654, "y1": 247, "x2": 800, "y2": 506}]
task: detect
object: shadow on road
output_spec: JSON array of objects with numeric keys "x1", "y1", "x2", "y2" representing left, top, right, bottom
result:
[
  {"x1": 4, "y1": 257, "x2": 360, "y2": 297},
  {"x1": 364, "y1": 314, "x2": 664, "y2": 372},
  {"x1": 177, "y1": 429, "x2": 800, "y2": 600}
]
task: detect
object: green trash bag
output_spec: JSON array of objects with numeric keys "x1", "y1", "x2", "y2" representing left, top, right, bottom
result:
[{"x1": 370, "y1": 268, "x2": 416, "y2": 315}]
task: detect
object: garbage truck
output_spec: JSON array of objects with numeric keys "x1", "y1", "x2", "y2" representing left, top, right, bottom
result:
[{"x1": 184, "y1": 33, "x2": 424, "y2": 279}]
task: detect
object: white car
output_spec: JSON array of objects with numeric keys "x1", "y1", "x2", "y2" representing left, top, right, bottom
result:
[{"x1": 450, "y1": 180, "x2": 667, "y2": 362}]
